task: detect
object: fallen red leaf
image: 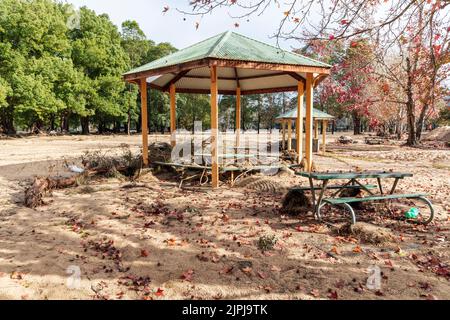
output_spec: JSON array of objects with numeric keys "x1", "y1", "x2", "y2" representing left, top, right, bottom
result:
[{"x1": 155, "y1": 288, "x2": 164, "y2": 296}]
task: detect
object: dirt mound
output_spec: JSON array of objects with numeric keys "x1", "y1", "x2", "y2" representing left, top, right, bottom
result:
[
  {"x1": 281, "y1": 189, "x2": 312, "y2": 215},
  {"x1": 235, "y1": 175, "x2": 288, "y2": 193},
  {"x1": 423, "y1": 126, "x2": 450, "y2": 142},
  {"x1": 333, "y1": 222, "x2": 394, "y2": 245}
]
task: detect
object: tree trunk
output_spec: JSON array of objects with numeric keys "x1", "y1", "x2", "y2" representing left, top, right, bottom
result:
[
  {"x1": 81, "y1": 116, "x2": 90, "y2": 135},
  {"x1": 50, "y1": 115, "x2": 55, "y2": 131},
  {"x1": 127, "y1": 109, "x2": 131, "y2": 135},
  {"x1": 353, "y1": 112, "x2": 361, "y2": 135},
  {"x1": 405, "y1": 57, "x2": 418, "y2": 146},
  {"x1": 415, "y1": 104, "x2": 428, "y2": 141},
  {"x1": 0, "y1": 106, "x2": 16, "y2": 134},
  {"x1": 61, "y1": 114, "x2": 70, "y2": 133}
]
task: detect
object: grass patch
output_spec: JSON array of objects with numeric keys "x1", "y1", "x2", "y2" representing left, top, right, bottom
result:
[{"x1": 432, "y1": 161, "x2": 450, "y2": 171}]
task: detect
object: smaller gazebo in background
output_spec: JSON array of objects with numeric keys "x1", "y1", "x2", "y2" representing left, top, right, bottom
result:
[{"x1": 276, "y1": 108, "x2": 334, "y2": 153}]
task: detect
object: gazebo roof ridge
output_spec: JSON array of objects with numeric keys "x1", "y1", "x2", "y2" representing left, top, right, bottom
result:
[{"x1": 276, "y1": 107, "x2": 335, "y2": 121}]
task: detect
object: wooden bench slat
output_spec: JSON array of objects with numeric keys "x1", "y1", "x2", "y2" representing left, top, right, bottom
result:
[{"x1": 324, "y1": 193, "x2": 428, "y2": 205}]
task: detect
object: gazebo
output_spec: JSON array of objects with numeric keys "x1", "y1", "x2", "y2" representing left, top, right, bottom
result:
[
  {"x1": 276, "y1": 107, "x2": 334, "y2": 153},
  {"x1": 123, "y1": 31, "x2": 332, "y2": 188}
]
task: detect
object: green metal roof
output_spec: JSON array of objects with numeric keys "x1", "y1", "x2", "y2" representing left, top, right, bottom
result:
[
  {"x1": 124, "y1": 31, "x2": 331, "y2": 76},
  {"x1": 276, "y1": 107, "x2": 334, "y2": 121}
]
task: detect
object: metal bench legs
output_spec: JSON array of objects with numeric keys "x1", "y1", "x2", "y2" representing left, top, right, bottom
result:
[
  {"x1": 318, "y1": 202, "x2": 357, "y2": 225},
  {"x1": 317, "y1": 196, "x2": 434, "y2": 225}
]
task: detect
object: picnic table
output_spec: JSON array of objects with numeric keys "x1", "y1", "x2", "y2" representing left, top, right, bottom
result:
[{"x1": 295, "y1": 171, "x2": 434, "y2": 225}]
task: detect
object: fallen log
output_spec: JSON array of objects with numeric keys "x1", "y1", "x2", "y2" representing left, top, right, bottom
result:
[
  {"x1": 24, "y1": 176, "x2": 78, "y2": 208},
  {"x1": 24, "y1": 165, "x2": 140, "y2": 209}
]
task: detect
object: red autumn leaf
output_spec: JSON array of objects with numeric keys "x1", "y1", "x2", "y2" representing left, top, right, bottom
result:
[
  {"x1": 140, "y1": 249, "x2": 149, "y2": 257},
  {"x1": 328, "y1": 290, "x2": 339, "y2": 300},
  {"x1": 341, "y1": 19, "x2": 348, "y2": 25},
  {"x1": 219, "y1": 266, "x2": 234, "y2": 275},
  {"x1": 155, "y1": 288, "x2": 164, "y2": 296},
  {"x1": 329, "y1": 35, "x2": 335, "y2": 40}
]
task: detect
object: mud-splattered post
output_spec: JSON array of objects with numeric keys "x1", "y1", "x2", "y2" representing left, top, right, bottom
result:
[
  {"x1": 296, "y1": 81, "x2": 304, "y2": 164},
  {"x1": 235, "y1": 86, "x2": 241, "y2": 147},
  {"x1": 305, "y1": 73, "x2": 314, "y2": 171},
  {"x1": 140, "y1": 78, "x2": 148, "y2": 166},
  {"x1": 210, "y1": 65, "x2": 219, "y2": 188},
  {"x1": 322, "y1": 120, "x2": 328, "y2": 153},
  {"x1": 170, "y1": 83, "x2": 177, "y2": 147}
]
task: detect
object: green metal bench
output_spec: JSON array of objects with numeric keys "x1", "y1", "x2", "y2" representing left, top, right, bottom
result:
[
  {"x1": 291, "y1": 184, "x2": 377, "y2": 192},
  {"x1": 318, "y1": 193, "x2": 434, "y2": 225}
]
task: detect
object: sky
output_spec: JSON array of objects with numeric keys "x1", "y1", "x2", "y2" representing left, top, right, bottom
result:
[{"x1": 65, "y1": 0, "x2": 295, "y2": 50}]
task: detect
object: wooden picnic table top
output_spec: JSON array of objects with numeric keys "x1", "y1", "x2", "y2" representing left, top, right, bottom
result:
[
  {"x1": 296, "y1": 171, "x2": 413, "y2": 180},
  {"x1": 225, "y1": 146, "x2": 259, "y2": 150},
  {"x1": 195, "y1": 153, "x2": 256, "y2": 160}
]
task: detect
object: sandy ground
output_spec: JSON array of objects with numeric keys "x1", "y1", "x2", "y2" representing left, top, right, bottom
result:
[{"x1": 0, "y1": 133, "x2": 449, "y2": 300}]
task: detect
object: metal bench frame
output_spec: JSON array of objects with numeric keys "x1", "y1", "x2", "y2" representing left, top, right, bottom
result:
[{"x1": 317, "y1": 194, "x2": 435, "y2": 225}]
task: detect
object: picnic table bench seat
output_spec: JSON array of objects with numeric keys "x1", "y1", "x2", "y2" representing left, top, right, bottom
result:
[{"x1": 319, "y1": 193, "x2": 434, "y2": 225}]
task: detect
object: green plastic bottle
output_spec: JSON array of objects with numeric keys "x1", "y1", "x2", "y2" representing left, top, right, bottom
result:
[{"x1": 405, "y1": 208, "x2": 420, "y2": 219}]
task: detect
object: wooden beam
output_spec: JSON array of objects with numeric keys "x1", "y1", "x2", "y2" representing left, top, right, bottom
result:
[
  {"x1": 322, "y1": 120, "x2": 328, "y2": 153},
  {"x1": 296, "y1": 81, "x2": 304, "y2": 164},
  {"x1": 288, "y1": 72, "x2": 306, "y2": 83},
  {"x1": 140, "y1": 78, "x2": 149, "y2": 166},
  {"x1": 124, "y1": 57, "x2": 331, "y2": 81},
  {"x1": 163, "y1": 70, "x2": 190, "y2": 91},
  {"x1": 282, "y1": 120, "x2": 286, "y2": 150},
  {"x1": 314, "y1": 74, "x2": 329, "y2": 87},
  {"x1": 211, "y1": 59, "x2": 331, "y2": 75},
  {"x1": 287, "y1": 120, "x2": 292, "y2": 151},
  {"x1": 170, "y1": 84, "x2": 176, "y2": 147},
  {"x1": 140, "y1": 85, "x2": 300, "y2": 96},
  {"x1": 210, "y1": 65, "x2": 219, "y2": 188},
  {"x1": 305, "y1": 73, "x2": 314, "y2": 171},
  {"x1": 235, "y1": 87, "x2": 241, "y2": 147},
  {"x1": 234, "y1": 67, "x2": 240, "y2": 88},
  {"x1": 124, "y1": 58, "x2": 210, "y2": 81},
  {"x1": 181, "y1": 72, "x2": 289, "y2": 82}
]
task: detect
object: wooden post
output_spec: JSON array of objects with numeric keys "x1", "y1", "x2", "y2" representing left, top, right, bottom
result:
[
  {"x1": 305, "y1": 73, "x2": 314, "y2": 171},
  {"x1": 287, "y1": 120, "x2": 292, "y2": 151},
  {"x1": 282, "y1": 120, "x2": 286, "y2": 150},
  {"x1": 210, "y1": 65, "x2": 219, "y2": 188},
  {"x1": 140, "y1": 78, "x2": 149, "y2": 166},
  {"x1": 322, "y1": 120, "x2": 328, "y2": 153},
  {"x1": 235, "y1": 87, "x2": 241, "y2": 147},
  {"x1": 170, "y1": 84, "x2": 176, "y2": 147},
  {"x1": 314, "y1": 120, "x2": 319, "y2": 140},
  {"x1": 296, "y1": 81, "x2": 304, "y2": 164}
]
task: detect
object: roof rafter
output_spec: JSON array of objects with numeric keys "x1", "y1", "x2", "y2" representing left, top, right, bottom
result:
[{"x1": 162, "y1": 70, "x2": 190, "y2": 91}]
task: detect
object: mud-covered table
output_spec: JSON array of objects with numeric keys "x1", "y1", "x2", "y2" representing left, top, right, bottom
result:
[{"x1": 295, "y1": 171, "x2": 434, "y2": 225}]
